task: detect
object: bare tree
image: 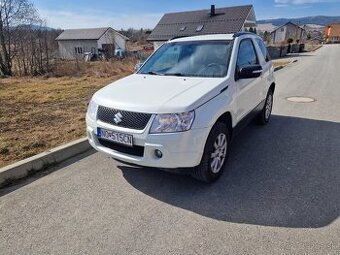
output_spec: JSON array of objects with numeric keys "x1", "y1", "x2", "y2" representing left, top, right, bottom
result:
[{"x1": 0, "y1": 0, "x2": 39, "y2": 75}]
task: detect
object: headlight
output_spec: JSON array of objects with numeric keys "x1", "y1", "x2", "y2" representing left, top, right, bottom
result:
[
  {"x1": 87, "y1": 99, "x2": 98, "y2": 120},
  {"x1": 150, "y1": 111, "x2": 195, "y2": 134}
]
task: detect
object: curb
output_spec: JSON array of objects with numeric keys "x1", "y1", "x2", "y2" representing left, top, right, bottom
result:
[
  {"x1": 311, "y1": 45, "x2": 323, "y2": 52},
  {"x1": 274, "y1": 59, "x2": 297, "y2": 72},
  {"x1": 0, "y1": 138, "x2": 91, "y2": 188}
]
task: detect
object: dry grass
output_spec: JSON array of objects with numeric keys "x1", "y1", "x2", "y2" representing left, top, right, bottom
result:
[
  {"x1": 0, "y1": 60, "x2": 135, "y2": 167},
  {"x1": 272, "y1": 60, "x2": 291, "y2": 68}
]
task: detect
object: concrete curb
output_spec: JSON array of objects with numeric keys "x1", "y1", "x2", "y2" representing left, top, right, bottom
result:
[
  {"x1": 274, "y1": 59, "x2": 297, "y2": 72},
  {"x1": 0, "y1": 138, "x2": 91, "y2": 188}
]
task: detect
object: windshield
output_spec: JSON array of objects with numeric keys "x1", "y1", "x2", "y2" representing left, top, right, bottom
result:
[{"x1": 138, "y1": 40, "x2": 233, "y2": 78}]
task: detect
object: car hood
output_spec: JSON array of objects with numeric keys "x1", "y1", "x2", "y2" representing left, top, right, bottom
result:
[{"x1": 93, "y1": 74, "x2": 226, "y2": 113}]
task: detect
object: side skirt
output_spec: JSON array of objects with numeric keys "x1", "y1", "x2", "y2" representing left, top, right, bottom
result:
[{"x1": 231, "y1": 99, "x2": 266, "y2": 140}]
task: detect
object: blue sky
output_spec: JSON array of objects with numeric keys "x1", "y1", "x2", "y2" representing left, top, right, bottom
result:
[{"x1": 32, "y1": 0, "x2": 340, "y2": 29}]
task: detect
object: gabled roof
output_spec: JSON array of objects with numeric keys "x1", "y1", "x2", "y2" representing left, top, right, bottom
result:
[
  {"x1": 55, "y1": 27, "x2": 129, "y2": 41},
  {"x1": 271, "y1": 22, "x2": 305, "y2": 34},
  {"x1": 148, "y1": 5, "x2": 254, "y2": 41}
]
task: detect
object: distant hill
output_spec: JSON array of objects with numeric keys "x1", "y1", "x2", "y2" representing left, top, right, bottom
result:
[
  {"x1": 258, "y1": 16, "x2": 340, "y2": 26},
  {"x1": 30, "y1": 24, "x2": 55, "y2": 31}
]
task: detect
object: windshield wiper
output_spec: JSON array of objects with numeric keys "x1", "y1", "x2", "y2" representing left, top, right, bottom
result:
[
  {"x1": 143, "y1": 71, "x2": 161, "y2": 75},
  {"x1": 164, "y1": 73, "x2": 186, "y2": 76}
]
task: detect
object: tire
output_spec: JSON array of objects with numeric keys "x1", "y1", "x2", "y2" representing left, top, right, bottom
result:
[
  {"x1": 191, "y1": 122, "x2": 230, "y2": 183},
  {"x1": 258, "y1": 89, "x2": 274, "y2": 125}
]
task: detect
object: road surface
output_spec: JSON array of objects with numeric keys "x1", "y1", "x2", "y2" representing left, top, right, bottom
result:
[{"x1": 1, "y1": 45, "x2": 340, "y2": 255}]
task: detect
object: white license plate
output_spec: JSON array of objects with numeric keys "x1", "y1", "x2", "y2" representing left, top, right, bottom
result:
[{"x1": 97, "y1": 128, "x2": 133, "y2": 147}]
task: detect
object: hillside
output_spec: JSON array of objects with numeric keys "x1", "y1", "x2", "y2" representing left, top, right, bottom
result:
[{"x1": 258, "y1": 16, "x2": 340, "y2": 26}]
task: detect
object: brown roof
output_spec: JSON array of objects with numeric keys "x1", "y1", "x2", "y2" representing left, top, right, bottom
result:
[{"x1": 148, "y1": 5, "x2": 254, "y2": 41}]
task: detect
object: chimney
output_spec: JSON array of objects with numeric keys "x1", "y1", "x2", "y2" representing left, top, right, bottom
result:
[{"x1": 210, "y1": 5, "x2": 216, "y2": 17}]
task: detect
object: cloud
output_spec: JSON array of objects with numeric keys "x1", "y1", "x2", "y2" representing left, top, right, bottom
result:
[
  {"x1": 275, "y1": 0, "x2": 333, "y2": 4},
  {"x1": 38, "y1": 9, "x2": 161, "y2": 29}
]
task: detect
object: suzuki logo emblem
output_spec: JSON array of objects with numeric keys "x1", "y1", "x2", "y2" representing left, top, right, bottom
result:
[{"x1": 113, "y1": 112, "x2": 123, "y2": 124}]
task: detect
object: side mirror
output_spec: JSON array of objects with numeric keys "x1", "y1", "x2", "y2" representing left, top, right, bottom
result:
[
  {"x1": 134, "y1": 62, "x2": 144, "y2": 72},
  {"x1": 237, "y1": 65, "x2": 262, "y2": 80}
]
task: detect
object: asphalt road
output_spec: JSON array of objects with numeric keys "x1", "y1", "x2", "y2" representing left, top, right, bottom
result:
[{"x1": 1, "y1": 45, "x2": 340, "y2": 255}]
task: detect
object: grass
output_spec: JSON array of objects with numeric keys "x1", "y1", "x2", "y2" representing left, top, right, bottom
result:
[
  {"x1": 272, "y1": 60, "x2": 291, "y2": 68},
  {"x1": 0, "y1": 60, "x2": 135, "y2": 167}
]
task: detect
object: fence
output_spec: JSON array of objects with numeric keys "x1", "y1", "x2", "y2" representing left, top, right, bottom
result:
[{"x1": 266, "y1": 44, "x2": 305, "y2": 59}]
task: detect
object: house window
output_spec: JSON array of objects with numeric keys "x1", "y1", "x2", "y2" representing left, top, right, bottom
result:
[
  {"x1": 74, "y1": 47, "x2": 83, "y2": 54},
  {"x1": 280, "y1": 28, "x2": 284, "y2": 32}
]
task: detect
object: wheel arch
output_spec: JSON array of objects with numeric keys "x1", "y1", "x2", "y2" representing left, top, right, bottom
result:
[{"x1": 215, "y1": 111, "x2": 233, "y2": 138}]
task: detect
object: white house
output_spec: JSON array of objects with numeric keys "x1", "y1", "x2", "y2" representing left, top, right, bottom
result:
[
  {"x1": 271, "y1": 22, "x2": 307, "y2": 44},
  {"x1": 55, "y1": 27, "x2": 129, "y2": 59}
]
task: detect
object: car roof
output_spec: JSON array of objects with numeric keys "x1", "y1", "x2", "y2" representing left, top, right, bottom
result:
[{"x1": 168, "y1": 33, "x2": 260, "y2": 43}]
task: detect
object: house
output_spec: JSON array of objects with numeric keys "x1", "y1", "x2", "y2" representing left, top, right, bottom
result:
[
  {"x1": 148, "y1": 5, "x2": 256, "y2": 50},
  {"x1": 55, "y1": 27, "x2": 129, "y2": 59},
  {"x1": 270, "y1": 22, "x2": 307, "y2": 45},
  {"x1": 325, "y1": 23, "x2": 340, "y2": 43}
]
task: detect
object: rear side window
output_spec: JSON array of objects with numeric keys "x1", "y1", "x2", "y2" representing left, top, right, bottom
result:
[
  {"x1": 256, "y1": 39, "x2": 271, "y2": 62},
  {"x1": 237, "y1": 39, "x2": 258, "y2": 68}
]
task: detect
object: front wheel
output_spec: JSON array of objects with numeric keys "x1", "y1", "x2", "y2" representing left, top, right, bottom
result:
[
  {"x1": 258, "y1": 89, "x2": 274, "y2": 125},
  {"x1": 191, "y1": 122, "x2": 230, "y2": 183}
]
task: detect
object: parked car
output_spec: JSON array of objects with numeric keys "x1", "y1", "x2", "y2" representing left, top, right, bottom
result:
[{"x1": 86, "y1": 33, "x2": 275, "y2": 182}]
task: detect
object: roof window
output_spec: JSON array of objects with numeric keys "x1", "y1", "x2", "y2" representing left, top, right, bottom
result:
[{"x1": 196, "y1": 25, "x2": 204, "y2": 32}]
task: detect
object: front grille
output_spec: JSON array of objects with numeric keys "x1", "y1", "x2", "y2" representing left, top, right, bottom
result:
[
  {"x1": 98, "y1": 138, "x2": 144, "y2": 157},
  {"x1": 97, "y1": 106, "x2": 152, "y2": 130}
]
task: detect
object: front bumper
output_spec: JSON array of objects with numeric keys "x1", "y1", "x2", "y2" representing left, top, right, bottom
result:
[{"x1": 86, "y1": 116, "x2": 210, "y2": 168}]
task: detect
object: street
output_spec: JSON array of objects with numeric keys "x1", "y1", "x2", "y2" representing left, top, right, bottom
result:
[{"x1": 1, "y1": 45, "x2": 340, "y2": 255}]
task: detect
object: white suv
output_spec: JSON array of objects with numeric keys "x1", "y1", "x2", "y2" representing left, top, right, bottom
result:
[{"x1": 86, "y1": 33, "x2": 275, "y2": 182}]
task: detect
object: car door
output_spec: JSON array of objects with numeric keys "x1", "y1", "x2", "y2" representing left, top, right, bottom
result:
[{"x1": 235, "y1": 38, "x2": 263, "y2": 122}]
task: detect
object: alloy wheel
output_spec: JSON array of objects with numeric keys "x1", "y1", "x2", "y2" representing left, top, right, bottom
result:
[{"x1": 210, "y1": 133, "x2": 227, "y2": 173}]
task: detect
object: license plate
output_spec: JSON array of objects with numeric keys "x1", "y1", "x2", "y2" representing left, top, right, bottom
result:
[{"x1": 97, "y1": 127, "x2": 133, "y2": 147}]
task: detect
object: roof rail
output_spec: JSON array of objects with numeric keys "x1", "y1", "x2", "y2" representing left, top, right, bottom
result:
[{"x1": 233, "y1": 31, "x2": 256, "y2": 38}]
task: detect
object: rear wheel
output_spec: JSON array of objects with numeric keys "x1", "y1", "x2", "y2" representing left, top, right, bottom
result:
[
  {"x1": 192, "y1": 122, "x2": 230, "y2": 183},
  {"x1": 258, "y1": 89, "x2": 274, "y2": 125}
]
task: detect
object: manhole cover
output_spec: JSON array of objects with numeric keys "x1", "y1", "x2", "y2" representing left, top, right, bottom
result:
[{"x1": 286, "y1": 96, "x2": 316, "y2": 103}]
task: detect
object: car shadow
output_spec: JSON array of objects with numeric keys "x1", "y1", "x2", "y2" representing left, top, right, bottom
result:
[{"x1": 118, "y1": 115, "x2": 340, "y2": 228}]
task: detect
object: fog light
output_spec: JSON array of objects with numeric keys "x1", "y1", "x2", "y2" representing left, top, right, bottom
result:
[{"x1": 154, "y1": 149, "x2": 163, "y2": 158}]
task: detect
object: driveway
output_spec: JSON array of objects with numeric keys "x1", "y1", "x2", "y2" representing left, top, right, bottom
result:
[{"x1": 1, "y1": 45, "x2": 340, "y2": 255}]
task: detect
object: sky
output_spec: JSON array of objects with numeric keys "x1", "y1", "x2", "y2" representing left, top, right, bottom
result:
[{"x1": 31, "y1": 0, "x2": 340, "y2": 29}]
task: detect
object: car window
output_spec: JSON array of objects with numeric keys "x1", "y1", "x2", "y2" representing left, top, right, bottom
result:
[
  {"x1": 152, "y1": 45, "x2": 181, "y2": 71},
  {"x1": 237, "y1": 39, "x2": 258, "y2": 67},
  {"x1": 138, "y1": 40, "x2": 233, "y2": 78},
  {"x1": 256, "y1": 39, "x2": 271, "y2": 62}
]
